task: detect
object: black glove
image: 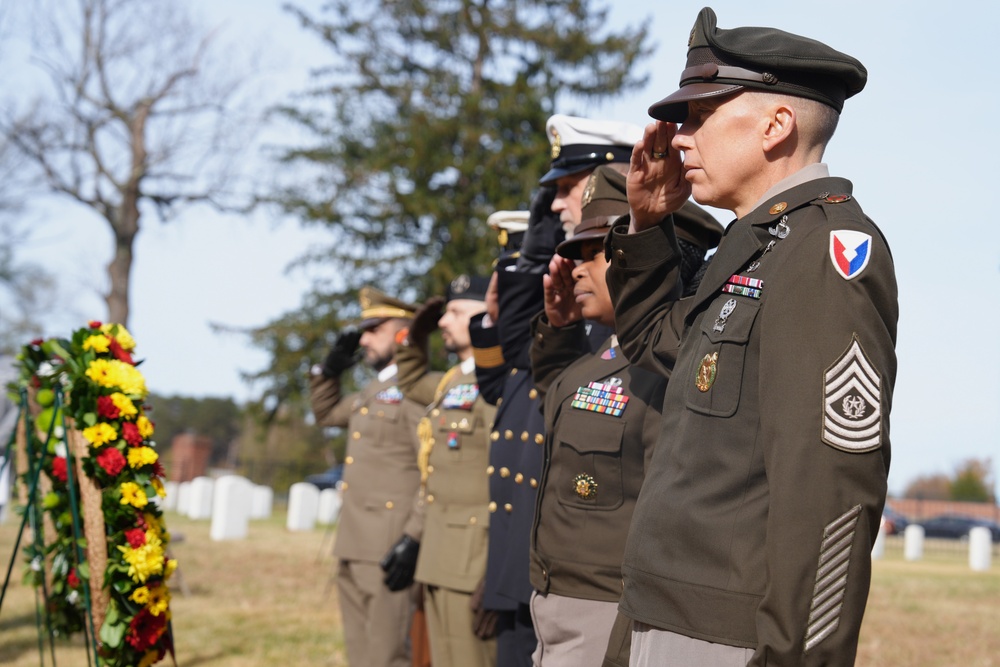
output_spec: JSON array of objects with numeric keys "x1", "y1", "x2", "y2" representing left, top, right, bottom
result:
[
  {"x1": 379, "y1": 534, "x2": 420, "y2": 592},
  {"x1": 407, "y1": 297, "x2": 445, "y2": 349},
  {"x1": 515, "y1": 185, "x2": 562, "y2": 274},
  {"x1": 320, "y1": 329, "x2": 362, "y2": 378}
]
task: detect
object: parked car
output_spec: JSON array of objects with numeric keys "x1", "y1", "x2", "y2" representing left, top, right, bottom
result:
[
  {"x1": 305, "y1": 464, "x2": 344, "y2": 491},
  {"x1": 881, "y1": 506, "x2": 909, "y2": 535},
  {"x1": 917, "y1": 514, "x2": 1000, "y2": 542}
]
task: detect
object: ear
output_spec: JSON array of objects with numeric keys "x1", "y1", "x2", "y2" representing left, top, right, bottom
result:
[{"x1": 762, "y1": 103, "x2": 796, "y2": 153}]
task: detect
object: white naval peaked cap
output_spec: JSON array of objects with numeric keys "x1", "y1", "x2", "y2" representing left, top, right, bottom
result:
[
  {"x1": 486, "y1": 210, "x2": 530, "y2": 233},
  {"x1": 540, "y1": 114, "x2": 644, "y2": 184}
]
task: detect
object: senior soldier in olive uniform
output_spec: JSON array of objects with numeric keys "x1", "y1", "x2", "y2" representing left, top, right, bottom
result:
[
  {"x1": 309, "y1": 287, "x2": 424, "y2": 667},
  {"x1": 528, "y1": 167, "x2": 722, "y2": 667},
  {"x1": 605, "y1": 8, "x2": 898, "y2": 666},
  {"x1": 396, "y1": 275, "x2": 498, "y2": 667}
]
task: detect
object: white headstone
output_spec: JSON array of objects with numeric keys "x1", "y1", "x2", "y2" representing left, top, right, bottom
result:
[
  {"x1": 317, "y1": 488, "x2": 343, "y2": 525},
  {"x1": 187, "y1": 476, "x2": 215, "y2": 520},
  {"x1": 162, "y1": 481, "x2": 179, "y2": 511},
  {"x1": 251, "y1": 485, "x2": 274, "y2": 520},
  {"x1": 176, "y1": 481, "x2": 192, "y2": 516},
  {"x1": 969, "y1": 526, "x2": 993, "y2": 572},
  {"x1": 210, "y1": 475, "x2": 253, "y2": 541},
  {"x1": 903, "y1": 524, "x2": 924, "y2": 561},
  {"x1": 871, "y1": 522, "x2": 886, "y2": 560},
  {"x1": 287, "y1": 482, "x2": 320, "y2": 531}
]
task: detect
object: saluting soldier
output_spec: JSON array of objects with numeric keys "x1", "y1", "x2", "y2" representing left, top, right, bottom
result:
[
  {"x1": 528, "y1": 166, "x2": 722, "y2": 667},
  {"x1": 308, "y1": 287, "x2": 423, "y2": 667},
  {"x1": 396, "y1": 276, "x2": 499, "y2": 667},
  {"x1": 606, "y1": 8, "x2": 898, "y2": 665}
]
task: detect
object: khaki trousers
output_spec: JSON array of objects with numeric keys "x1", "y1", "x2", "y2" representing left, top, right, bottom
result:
[
  {"x1": 337, "y1": 559, "x2": 412, "y2": 667},
  {"x1": 424, "y1": 584, "x2": 497, "y2": 667},
  {"x1": 530, "y1": 592, "x2": 618, "y2": 667},
  {"x1": 629, "y1": 622, "x2": 754, "y2": 667}
]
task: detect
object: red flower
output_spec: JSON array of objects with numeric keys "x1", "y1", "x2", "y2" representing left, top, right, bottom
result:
[
  {"x1": 108, "y1": 338, "x2": 135, "y2": 365},
  {"x1": 135, "y1": 512, "x2": 149, "y2": 530},
  {"x1": 67, "y1": 568, "x2": 80, "y2": 589},
  {"x1": 88, "y1": 320, "x2": 102, "y2": 328},
  {"x1": 152, "y1": 461, "x2": 166, "y2": 479},
  {"x1": 30, "y1": 338, "x2": 45, "y2": 347},
  {"x1": 122, "y1": 422, "x2": 144, "y2": 447},
  {"x1": 126, "y1": 607, "x2": 168, "y2": 651},
  {"x1": 125, "y1": 528, "x2": 147, "y2": 548},
  {"x1": 51, "y1": 457, "x2": 68, "y2": 483},
  {"x1": 97, "y1": 395, "x2": 121, "y2": 420},
  {"x1": 96, "y1": 447, "x2": 126, "y2": 477},
  {"x1": 30, "y1": 375, "x2": 41, "y2": 388}
]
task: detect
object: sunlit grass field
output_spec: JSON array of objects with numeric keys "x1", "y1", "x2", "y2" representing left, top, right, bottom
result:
[{"x1": 2, "y1": 514, "x2": 997, "y2": 666}]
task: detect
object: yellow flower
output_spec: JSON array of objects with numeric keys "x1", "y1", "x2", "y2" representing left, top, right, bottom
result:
[
  {"x1": 82, "y1": 335, "x2": 111, "y2": 353},
  {"x1": 116, "y1": 533, "x2": 164, "y2": 583},
  {"x1": 127, "y1": 446, "x2": 158, "y2": 469},
  {"x1": 101, "y1": 323, "x2": 136, "y2": 351},
  {"x1": 130, "y1": 586, "x2": 151, "y2": 604},
  {"x1": 82, "y1": 423, "x2": 118, "y2": 447},
  {"x1": 147, "y1": 584, "x2": 171, "y2": 616},
  {"x1": 136, "y1": 414, "x2": 154, "y2": 438},
  {"x1": 85, "y1": 358, "x2": 147, "y2": 397},
  {"x1": 119, "y1": 482, "x2": 149, "y2": 509},
  {"x1": 164, "y1": 558, "x2": 178, "y2": 580},
  {"x1": 152, "y1": 478, "x2": 166, "y2": 498},
  {"x1": 109, "y1": 393, "x2": 138, "y2": 418},
  {"x1": 138, "y1": 651, "x2": 159, "y2": 667}
]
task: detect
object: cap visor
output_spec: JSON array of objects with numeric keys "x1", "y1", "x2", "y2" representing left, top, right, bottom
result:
[
  {"x1": 556, "y1": 227, "x2": 609, "y2": 259},
  {"x1": 648, "y1": 83, "x2": 744, "y2": 122},
  {"x1": 539, "y1": 163, "x2": 593, "y2": 185},
  {"x1": 358, "y1": 317, "x2": 389, "y2": 331}
]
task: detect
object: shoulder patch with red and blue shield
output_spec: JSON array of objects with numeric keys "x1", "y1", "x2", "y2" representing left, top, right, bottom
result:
[{"x1": 829, "y1": 230, "x2": 872, "y2": 280}]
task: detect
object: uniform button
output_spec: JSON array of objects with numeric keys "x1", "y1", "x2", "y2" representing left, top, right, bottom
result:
[
  {"x1": 514, "y1": 473, "x2": 524, "y2": 484},
  {"x1": 510, "y1": 368, "x2": 518, "y2": 376},
  {"x1": 469, "y1": 516, "x2": 478, "y2": 525},
  {"x1": 496, "y1": 397, "x2": 503, "y2": 406},
  {"x1": 615, "y1": 249, "x2": 625, "y2": 260},
  {"x1": 534, "y1": 434, "x2": 544, "y2": 445},
  {"x1": 432, "y1": 408, "x2": 441, "y2": 417},
  {"x1": 360, "y1": 407, "x2": 369, "y2": 416},
  {"x1": 345, "y1": 456, "x2": 354, "y2": 465},
  {"x1": 528, "y1": 389, "x2": 538, "y2": 400},
  {"x1": 427, "y1": 465, "x2": 435, "y2": 473},
  {"x1": 385, "y1": 501, "x2": 394, "y2": 509},
  {"x1": 427, "y1": 494, "x2": 435, "y2": 503},
  {"x1": 377, "y1": 410, "x2": 385, "y2": 418},
  {"x1": 504, "y1": 430, "x2": 514, "y2": 440},
  {"x1": 530, "y1": 478, "x2": 538, "y2": 488},
  {"x1": 489, "y1": 501, "x2": 498, "y2": 513},
  {"x1": 458, "y1": 418, "x2": 470, "y2": 429},
  {"x1": 341, "y1": 482, "x2": 349, "y2": 491},
  {"x1": 500, "y1": 467, "x2": 510, "y2": 478},
  {"x1": 520, "y1": 431, "x2": 529, "y2": 442},
  {"x1": 504, "y1": 503, "x2": 513, "y2": 513},
  {"x1": 429, "y1": 438, "x2": 436, "y2": 445},
  {"x1": 352, "y1": 431, "x2": 361, "y2": 440},
  {"x1": 487, "y1": 465, "x2": 495, "y2": 476},
  {"x1": 490, "y1": 431, "x2": 500, "y2": 441}
]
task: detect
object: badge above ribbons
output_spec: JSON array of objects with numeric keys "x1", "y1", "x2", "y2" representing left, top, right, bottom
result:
[
  {"x1": 829, "y1": 230, "x2": 872, "y2": 280},
  {"x1": 822, "y1": 336, "x2": 882, "y2": 452}
]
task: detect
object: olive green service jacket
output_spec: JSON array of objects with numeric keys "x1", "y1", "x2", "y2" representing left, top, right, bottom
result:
[
  {"x1": 396, "y1": 344, "x2": 496, "y2": 594},
  {"x1": 607, "y1": 176, "x2": 897, "y2": 666},
  {"x1": 309, "y1": 368, "x2": 424, "y2": 562},
  {"x1": 529, "y1": 318, "x2": 666, "y2": 602}
]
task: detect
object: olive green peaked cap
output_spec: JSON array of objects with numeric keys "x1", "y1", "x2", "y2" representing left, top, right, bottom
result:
[{"x1": 649, "y1": 7, "x2": 867, "y2": 122}]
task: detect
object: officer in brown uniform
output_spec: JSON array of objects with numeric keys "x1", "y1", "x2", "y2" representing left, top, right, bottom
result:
[
  {"x1": 605, "y1": 8, "x2": 898, "y2": 666},
  {"x1": 309, "y1": 287, "x2": 424, "y2": 667},
  {"x1": 528, "y1": 166, "x2": 722, "y2": 667},
  {"x1": 396, "y1": 275, "x2": 498, "y2": 667}
]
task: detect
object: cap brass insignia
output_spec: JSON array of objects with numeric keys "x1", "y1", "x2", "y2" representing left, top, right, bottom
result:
[
  {"x1": 573, "y1": 473, "x2": 598, "y2": 500},
  {"x1": 359, "y1": 288, "x2": 372, "y2": 310},
  {"x1": 688, "y1": 27, "x2": 696, "y2": 47},
  {"x1": 769, "y1": 202, "x2": 788, "y2": 215},
  {"x1": 451, "y1": 274, "x2": 471, "y2": 294},
  {"x1": 550, "y1": 127, "x2": 561, "y2": 159},
  {"x1": 695, "y1": 352, "x2": 719, "y2": 392},
  {"x1": 581, "y1": 173, "x2": 598, "y2": 209}
]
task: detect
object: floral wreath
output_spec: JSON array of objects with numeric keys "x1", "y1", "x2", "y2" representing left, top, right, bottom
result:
[{"x1": 9, "y1": 321, "x2": 176, "y2": 666}]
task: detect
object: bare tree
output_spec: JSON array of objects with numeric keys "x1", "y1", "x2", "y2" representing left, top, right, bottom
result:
[{"x1": 2, "y1": 0, "x2": 256, "y2": 325}]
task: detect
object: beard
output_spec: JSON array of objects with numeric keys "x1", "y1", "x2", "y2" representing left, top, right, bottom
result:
[{"x1": 365, "y1": 348, "x2": 394, "y2": 372}]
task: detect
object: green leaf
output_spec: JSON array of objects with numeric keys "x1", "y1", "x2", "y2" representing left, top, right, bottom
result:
[
  {"x1": 82, "y1": 412, "x2": 97, "y2": 427},
  {"x1": 99, "y1": 618, "x2": 126, "y2": 649}
]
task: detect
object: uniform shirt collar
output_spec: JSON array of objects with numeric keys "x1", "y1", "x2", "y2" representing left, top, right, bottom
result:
[
  {"x1": 460, "y1": 356, "x2": 476, "y2": 375},
  {"x1": 378, "y1": 363, "x2": 398, "y2": 383},
  {"x1": 749, "y1": 163, "x2": 830, "y2": 214}
]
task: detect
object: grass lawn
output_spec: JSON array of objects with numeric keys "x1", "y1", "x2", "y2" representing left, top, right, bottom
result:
[{"x1": 2, "y1": 517, "x2": 997, "y2": 666}]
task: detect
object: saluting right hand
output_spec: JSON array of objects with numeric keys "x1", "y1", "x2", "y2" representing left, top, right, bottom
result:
[
  {"x1": 628, "y1": 121, "x2": 691, "y2": 231},
  {"x1": 407, "y1": 296, "x2": 445, "y2": 349},
  {"x1": 320, "y1": 329, "x2": 362, "y2": 378},
  {"x1": 542, "y1": 255, "x2": 582, "y2": 328}
]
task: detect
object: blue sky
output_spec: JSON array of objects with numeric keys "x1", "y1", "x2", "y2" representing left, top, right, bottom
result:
[{"x1": 7, "y1": 1, "x2": 999, "y2": 497}]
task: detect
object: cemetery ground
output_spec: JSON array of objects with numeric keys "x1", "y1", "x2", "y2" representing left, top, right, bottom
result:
[{"x1": 1, "y1": 518, "x2": 998, "y2": 666}]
